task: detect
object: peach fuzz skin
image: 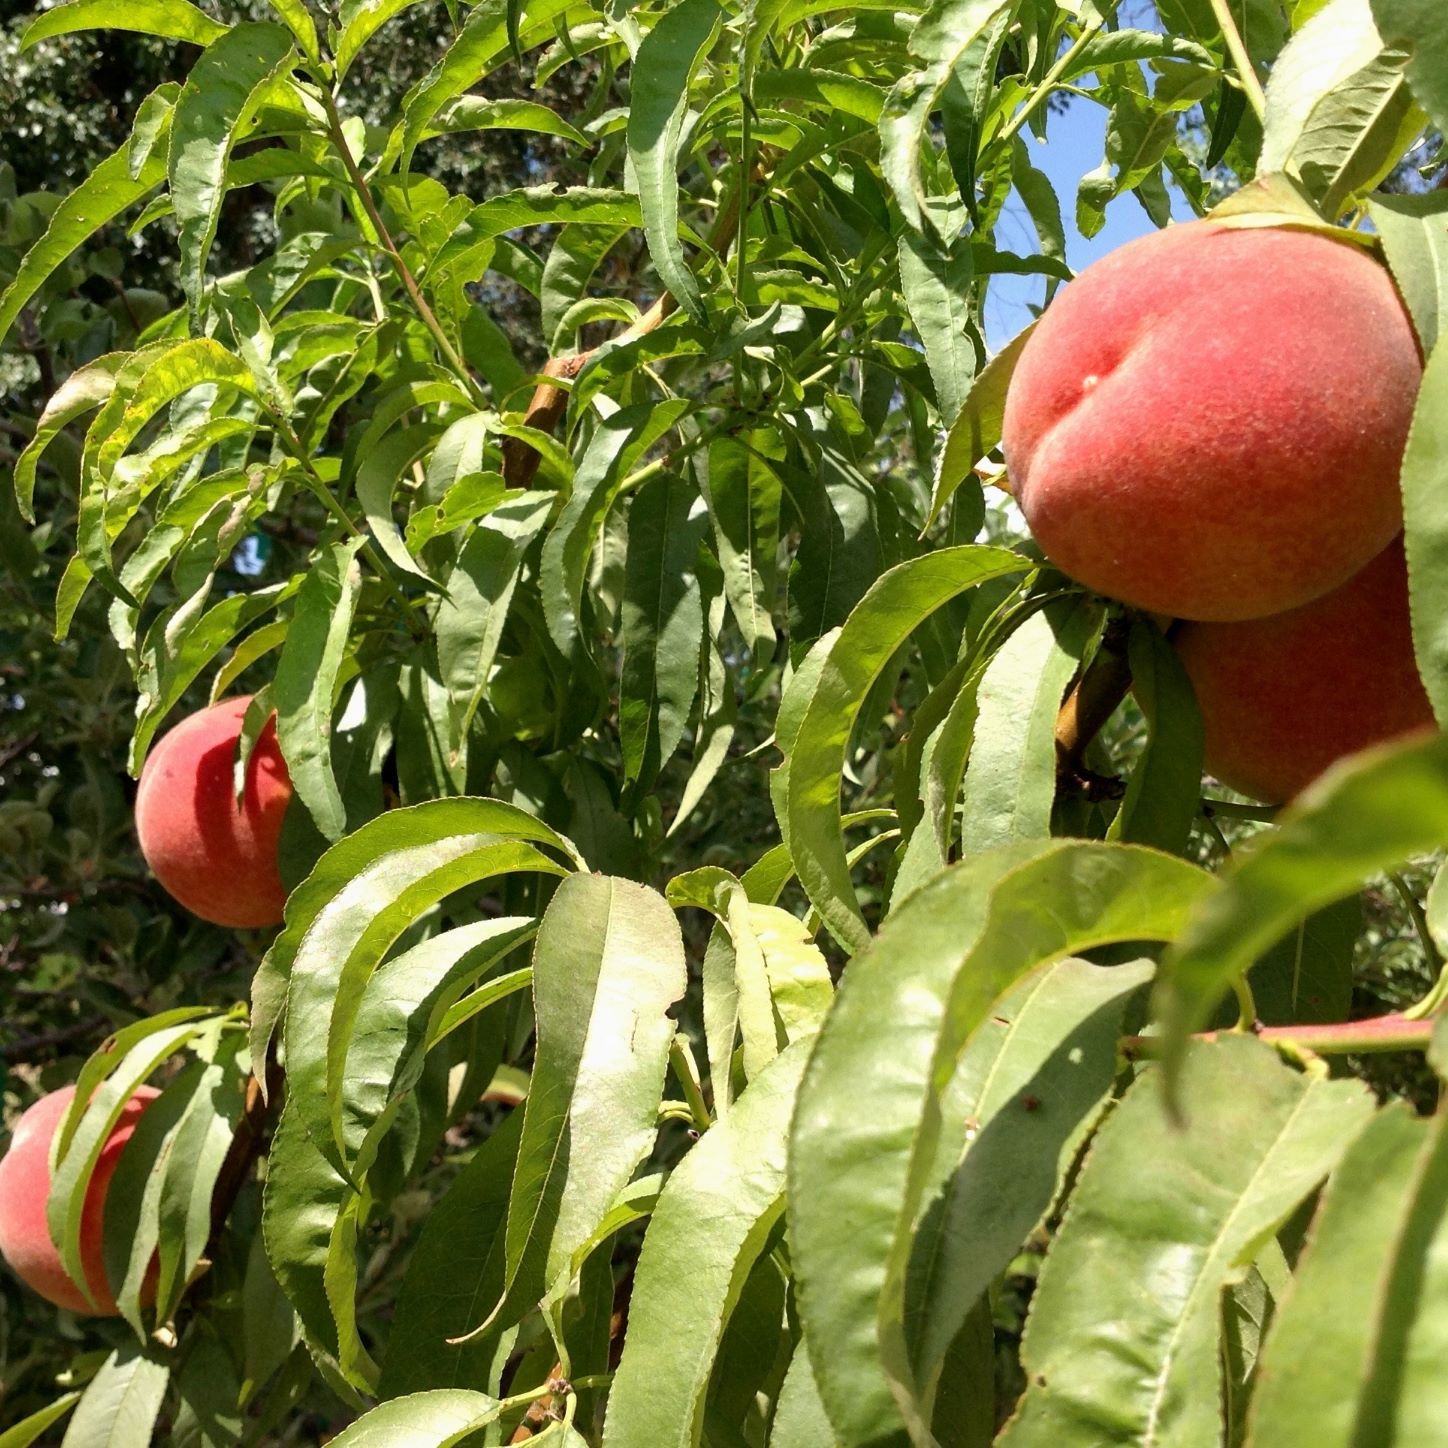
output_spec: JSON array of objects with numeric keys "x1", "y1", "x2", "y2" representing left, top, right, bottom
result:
[
  {"x1": 1173, "y1": 538, "x2": 1436, "y2": 804},
  {"x1": 1002, "y1": 221, "x2": 1422, "y2": 622},
  {"x1": 0, "y1": 1085, "x2": 158, "y2": 1315},
  {"x1": 135, "y1": 696, "x2": 292, "y2": 928}
]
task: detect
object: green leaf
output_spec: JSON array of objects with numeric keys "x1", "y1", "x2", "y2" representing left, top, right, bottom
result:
[
  {"x1": 540, "y1": 399, "x2": 691, "y2": 654},
  {"x1": 251, "y1": 797, "x2": 579, "y2": 1068},
  {"x1": 59, "y1": 1347, "x2": 169, "y2": 1448},
  {"x1": 21, "y1": 0, "x2": 226, "y2": 49},
  {"x1": 336, "y1": 0, "x2": 428, "y2": 80},
  {"x1": 1368, "y1": 191, "x2": 1448, "y2": 353},
  {"x1": 703, "y1": 433, "x2": 781, "y2": 652},
  {"x1": 169, "y1": 22, "x2": 297, "y2": 311},
  {"x1": 1251, "y1": 896, "x2": 1360, "y2": 1026},
  {"x1": 422, "y1": 96, "x2": 588, "y2": 147},
  {"x1": 604, "y1": 1041, "x2": 810, "y2": 1448},
  {"x1": 789, "y1": 841, "x2": 1213, "y2": 1447},
  {"x1": 1155, "y1": 732, "x2": 1448, "y2": 1051},
  {"x1": 1372, "y1": 0, "x2": 1448, "y2": 136},
  {"x1": 355, "y1": 424, "x2": 444, "y2": 588},
  {"x1": 1402, "y1": 337, "x2": 1448, "y2": 725},
  {"x1": 13, "y1": 353, "x2": 127, "y2": 523},
  {"x1": 487, "y1": 875, "x2": 686, "y2": 1332},
  {"x1": 1247, "y1": 1102, "x2": 1448, "y2": 1446},
  {"x1": 878, "y1": 0, "x2": 1012, "y2": 235},
  {"x1": 1108, "y1": 620, "x2": 1204, "y2": 854},
  {"x1": 778, "y1": 545, "x2": 1027, "y2": 952},
  {"x1": 926, "y1": 323, "x2": 1035, "y2": 530},
  {"x1": 898, "y1": 229, "x2": 977, "y2": 425},
  {"x1": 435, "y1": 493, "x2": 553, "y2": 744},
  {"x1": 397, "y1": 0, "x2": 582, "y2": 163},
  {"x1": 619, "y1": 471, "x2": 706, "y2": 793},
  {"x1": 264, "y1": 0, "x2": 319, "y2": 63},
  {"x1": 325, "y1": 1390, "x2": 503, "y2": 1447},
  {"x1": 958, "y1": 598, "x2": 1098, "y2": 854},
  {"x1": 0, "y1": 1395, "x2": 80, "y2": 1448},
  {"x1": 273, "y1": 537, "x2": 365, "y2": 843},
  {"x1": 1260, "y1": 0, "x2": 1387, "y2": 176},
  {"x1": 0, "y1": 145, "x2": 167, "y2": 345},
  {"x1": 626, "y1": 0, "x2": 723, "y2": 325},
  {"x1": 1291, "y1": 49, "x2": 1420, "y2": 218},
  {"x1": 770, "y1": 1349, "x2": 839, "y2": 1448},
  {"x1": 380, "y1": 1111, "x2": 524, "y2": 1398},
  {"x1": 908, "y1": 958, "x2": 1153, "y2": 1400},
  {"x1": 999, "y1": 1038, "x2": 1375, "y2": 1446}
]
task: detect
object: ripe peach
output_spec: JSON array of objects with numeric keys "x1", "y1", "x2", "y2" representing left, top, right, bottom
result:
[
  {"x1": 1174, "y1": 538, "x2": 1436, "y2": 803},
  {"x1": 135, "y1": 697, "x2": 292, "y2": 928},
  {"x1": 0, "y1": 1084, "x2": 159, "y2": 1315},
  {"x1": 1002, "y1": 221, "x2": 1421, "y2": 621}
]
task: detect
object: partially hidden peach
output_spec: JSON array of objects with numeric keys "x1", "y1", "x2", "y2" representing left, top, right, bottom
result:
[
  {"x1": 1002, "y1": 221, "x2": 1422, "y2": 622},
  {"x1": 135, "y1": 696, "x2": 292, "y2": 928},
  {"x1": 0, "y1": 1084, "x2": 159, "y2": 1315},
  {"x1": 1174, "y1": 537, "x2": 1436, "y2": 803}
]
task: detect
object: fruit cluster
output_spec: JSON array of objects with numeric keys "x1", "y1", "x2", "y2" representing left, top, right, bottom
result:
[{"x1": 1003, "y1": 219, "x2": 1434, "y2": 803}]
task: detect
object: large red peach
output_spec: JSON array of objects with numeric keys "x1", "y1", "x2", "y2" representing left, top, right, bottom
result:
[
  {"x1": 1003, "y1": 221, "x2": 1421, "y2": 621},
  {"x1": 0, "y1": 1084, "x2": 159, "y2": 1315},
  {"x1": 135, "y1": 697, "x2": 292, "y2": 928},
  {"x1": 1174, "y1": 537, "x2": 1436, "y2": 803}
]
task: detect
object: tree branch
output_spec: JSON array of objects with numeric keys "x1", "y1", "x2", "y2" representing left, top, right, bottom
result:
[
  {"x1": 1121, "y1": 1012, "x2": 1435, "y2": 1062},
  {"x1": 1055, "y1": 613, "x2": 1132, "y2": 789}
]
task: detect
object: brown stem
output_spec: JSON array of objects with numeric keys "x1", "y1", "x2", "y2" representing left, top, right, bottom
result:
[
  {"x1": 1055, "y1": 614, "x2": 1132, "y2": 786},
  {"x1": 1121, "y1": 1012, "x2": 1434, "y2": 1062},
  {"x1": 206, "y1": 1054, "x2": 284, "y2": 1255},
  {"x1": 320, "y1": 92, "x2": 481, "y2": 402},
  {"x1": 500, "y1": 162, "x2": 767, "y2": 490}
]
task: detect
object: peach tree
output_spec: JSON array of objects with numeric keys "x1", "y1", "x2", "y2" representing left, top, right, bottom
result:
[{"x1": 2, "y1": 0, "x2": 1448, "y2": 1443}]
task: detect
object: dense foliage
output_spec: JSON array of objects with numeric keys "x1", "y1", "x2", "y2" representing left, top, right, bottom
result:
[{"x1": 1, "y1": 0, "x2": 1447, "y2": 1443}]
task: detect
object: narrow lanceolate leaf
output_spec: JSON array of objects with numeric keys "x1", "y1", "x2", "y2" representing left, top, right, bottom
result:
[
  {"x1": 958, "y1": 599, "x2": 1098, "y2": 854},
  {"x1": 619, "y1": 472, "x2": 706, "y2": 793},
  {"x1": 397, "y1": 0, "x2": 579, "y2": 160},
  {"x1": 0, "y1": 1393, "x2": 80, "y2": 1448},
  {"x1": 251, "y1": 798, "x2": 579, "y2": 1070},
  {"x1": 59, "y1": 1346, "x2": 169, "y2": 1448},
  {"x1": 436, "y1": 494, "x2": 552, "y2": 746},
  {"x1": 21, "y1": 0, "x2": 226, "y2": 48},
  {"x1": 1000, "y1": 1038, "x2": 1376, "y2": 1446},
  {"x1": 1368, "y1": 191, "x2": 1448, "y2": 353},
  {"x1": 898, "y1": 230, "x2": 977, "y2": 425},
  {"x1": 704, "y1": 433, "x2": 781, "y2": 652},
  {"x1": 13, "y1": 355, "x2": 126, "y2": 522},
  {"x1": 487, "y1": 876, "x2": 686, "y2": 1331},
  {"x1": 908, "y1": 958, "x2": 1154, "y2": 1402},
  {"x1": 1154, "y1": 732, "x2": 1448, "y2": 1056},
  {"x1": 380, "y1": 1112, "x2": 524, "y2": 1398},
  {"x1": 1248, "y1": 1103, "x2": 1448, "y2": 1446},
  {"x1": 0, "y1": 144, "x2": 167, "y2": 344},
  {"x1": 1107, "y1": 619, "x2": 1204, "y2": 854},
  {"x1": 927, "y1": 323, "x2": 1036, "y2": 530},
  {"x1": 1402, "y1": 340, "x2": 1448, "y2": 726},
  {"x1": 789, "y1": 842, "x2": 1213, "y2": 1448},
  {"x1": 1371, "y1": 0, "x2": 1448, "y2": 136},
  {"x1": 878, "y1": 0, "x2": 1012, "y2": 235},
  {"x1": 273, "y1": 538, "x2": 365, "y2": 843},
  {"x1": 541, "y1": 399, "x2": 691, "y2": 654},
  {"x1": 1292, "y1": 49, "x2": 1419, "y2": 218},
  {"x1": 1260, "y1": 0, "x2": 1388, "y2": 177},
  {"x1": 324, "y1": 1390, "x2": 503, "y2": 1447},
  {"x1": 778, "y1": 545, "x2": 1028, "y2": 952},
  {"x1": 169, "y1": 23, "x2": 297, "y2": 310},
  {"x1": 604, "y1": 1042, "x2": 810, "y2": 1448},
  {"x1": 771, "y1": 1349, "x2": 839, "y2": 1448},
  {"x1": 336, "y1": 0, "x2": 429, "y2": 79},
  {"x1": 626, "y1": 0, "x2": 722, "y2": 324}
]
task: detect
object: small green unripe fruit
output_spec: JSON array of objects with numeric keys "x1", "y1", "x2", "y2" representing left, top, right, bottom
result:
[
  {"x1": 1003, "y1": 220, "x2": 1422, "y2": 622},
  {"x1": 1174, "y1": 537, "x2": 1436, "y2": 803},
  {"x1": 0, "y1": 1085, "x2": 158, "y2": 1315},
  {"x1": 135, "y1": 697, "x2": 292, "y2": 928}
]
